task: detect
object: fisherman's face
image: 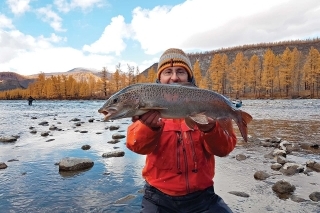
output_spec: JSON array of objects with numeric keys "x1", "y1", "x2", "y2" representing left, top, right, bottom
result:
[{"x1": 160, "y1": 66, "x2": 189, "y2": 84}]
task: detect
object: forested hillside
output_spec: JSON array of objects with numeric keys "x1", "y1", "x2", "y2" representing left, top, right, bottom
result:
[{"x1": 1, "y1": 38, "x2": 320, "y2": 100}]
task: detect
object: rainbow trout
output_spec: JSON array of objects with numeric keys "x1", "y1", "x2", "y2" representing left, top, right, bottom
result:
[{"x1": 98, "y1": 83, "x2": 253, "y2": 141}]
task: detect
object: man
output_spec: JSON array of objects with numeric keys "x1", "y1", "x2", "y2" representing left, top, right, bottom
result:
[{"x1": 126, "y1": 48, "x2": 236, "y2": 213}]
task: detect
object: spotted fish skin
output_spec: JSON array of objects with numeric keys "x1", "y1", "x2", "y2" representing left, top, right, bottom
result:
[{"x1": 98, "y1": 83, "x2": 253, "y2": 142}]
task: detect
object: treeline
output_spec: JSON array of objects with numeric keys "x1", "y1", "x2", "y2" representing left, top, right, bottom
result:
[{"x1": 0, "y1": 46, "x2": 320, "y2": 100}]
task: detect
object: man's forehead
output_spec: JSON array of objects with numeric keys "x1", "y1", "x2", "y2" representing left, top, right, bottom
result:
[{"x1": 164, "y1": 66, "x2": 186, "y2": 71}]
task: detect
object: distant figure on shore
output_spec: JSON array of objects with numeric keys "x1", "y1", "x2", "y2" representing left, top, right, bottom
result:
[{"x1": 27, "y1": 96, "x2": 35, "y2": 105}]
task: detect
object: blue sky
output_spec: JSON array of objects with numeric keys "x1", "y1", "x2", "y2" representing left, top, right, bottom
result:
[{"x1": 1, "y1": 0, "x2": 320, "y2": 76}]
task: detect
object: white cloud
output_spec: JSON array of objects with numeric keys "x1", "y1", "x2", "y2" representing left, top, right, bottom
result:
[
  {"x1": 37, "y1": 6, "x2": 66, "y2": 32},
  {"x1": 130, "y1": 0, "x2": 320, "y2": 54},
  {"x1": 54, "y1": 0, "x2": 105, "y2": 13},
  {"x1": 5, "y1": 47, "x2": 114, "y2": 74},
  {"x1": 0, "y1": 14, "x2": 14, "y2": 29},
  {"x1": 6, "y1": 0, "x2": 31, "y2": 15},
  {"x1": 82, "y1": 15, "x2": 131, "y2": 55}
]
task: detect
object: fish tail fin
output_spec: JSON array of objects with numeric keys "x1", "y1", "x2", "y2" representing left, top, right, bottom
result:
[{"x1": 235, "y1": 110, "x2": 253, "y2": 142}]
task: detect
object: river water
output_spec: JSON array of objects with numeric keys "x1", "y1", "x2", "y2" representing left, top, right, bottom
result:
[{"x1": 0, "y1": 99, "x2": 320, "y2": 213}]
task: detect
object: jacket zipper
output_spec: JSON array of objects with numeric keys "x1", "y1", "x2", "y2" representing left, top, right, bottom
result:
[
  {"x1": 177, "y1": 132, "x2": 190, "y2": 193},
  {"x1": 176, "y1": 132, "x2": 182, "y2": 174},
  {"x1": 187, "y1": 132, "x2": 198, "y2": 173}
]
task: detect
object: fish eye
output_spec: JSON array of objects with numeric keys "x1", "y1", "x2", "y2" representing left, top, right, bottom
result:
[{"x1": 113, "y1": 98, "x2": 118, "y2": 104}]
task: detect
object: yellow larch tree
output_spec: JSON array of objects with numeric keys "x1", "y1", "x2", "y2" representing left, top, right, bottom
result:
[
  {"x1": 192, "y1": 59, "x2": 202, "y2": 86},
  {"x1": 278, "y1": 47, "x2": 294, "y2": 97},
  {"x1": 230, "y1": 52, "x2": 248, "y2": 98},
  {"x1": 247, "y1": 54, "x2": 261, "y2": 97},
  {"x1": 303, "y1": 47, "x2": 320, "y2": 97},
  {"x1": 262, "y1": 49, "x2": 276, "y2": 98}
]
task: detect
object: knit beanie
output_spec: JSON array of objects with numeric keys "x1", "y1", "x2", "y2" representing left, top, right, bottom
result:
[{"x1": 157, "y1": 48, "x2": 194, "y2": 81}]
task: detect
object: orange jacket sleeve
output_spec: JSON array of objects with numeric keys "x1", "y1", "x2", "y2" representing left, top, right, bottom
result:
[
  {"x1": 202, "y1": 121, "x2": 237, "y2": 157},
  {"x1": 126, "y1": 120, "x2": 162, "y2": 155}
]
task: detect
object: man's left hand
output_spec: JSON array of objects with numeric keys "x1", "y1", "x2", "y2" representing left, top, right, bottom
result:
[{"x1": 196, "y1": 117, "x2": 216, "y2": 132}]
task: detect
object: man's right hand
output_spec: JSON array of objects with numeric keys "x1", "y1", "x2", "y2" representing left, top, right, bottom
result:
[{"x1": 132, "y1": 110, "x2": 163, "y2": 130}]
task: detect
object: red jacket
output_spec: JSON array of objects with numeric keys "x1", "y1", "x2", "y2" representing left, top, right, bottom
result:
[{"x1": 126, "y1": 118, "x2": 237, "y2": 196}]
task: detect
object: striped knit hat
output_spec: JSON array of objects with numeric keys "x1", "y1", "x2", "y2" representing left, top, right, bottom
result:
[{"x1": 157, "y1": 48, "x2": 194, "y2": 81}]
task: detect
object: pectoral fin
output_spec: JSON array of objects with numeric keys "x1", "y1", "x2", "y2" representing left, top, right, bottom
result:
[{"x1": 185, "y1": 113, "x2": 209, "y2": 129}]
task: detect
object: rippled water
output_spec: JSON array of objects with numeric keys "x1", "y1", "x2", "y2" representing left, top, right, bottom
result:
[{"x1": 0, "y1": 99, "x2": 320, "y2": 213}]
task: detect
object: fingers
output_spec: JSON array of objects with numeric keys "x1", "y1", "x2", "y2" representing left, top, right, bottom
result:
[
  {"x1": 197, "y1": 117, "x2": 216, "y2": 132},
  {"x1": 140, "y1": 111, "x2": 162, "y2": 128},
  {"x1": 132, "y1": 110, "x2": 163, "y2": 129}
]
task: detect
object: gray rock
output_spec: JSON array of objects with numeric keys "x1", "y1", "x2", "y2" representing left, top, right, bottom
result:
[
  {"x1": 102, "y1": 151, "x2": 125, "y2": 158},
  {"x1": 235, "y1": 154, "x2": 247, "y2": 161},
  {"x1": 59, "y1": 157, "x2": 94, "y2": 171},
  {"x1": 228, "y1": 191, "x2": 250, "y2": 197},
  {"x1": 49, "y1": 125, "x2": 58, "y2": 130},
  {"x1": 112, "y1": 133, "x2": 125, "y2": 139},
  {"x1": 107, "y1": 139, "x2": 120, "y2": 144},
  {"x1": 277, "y1": 156, "x2": 287, "y2": 165},
  {"x1": 30, "y1": 130, "x2": 37, "y2": 134},
  {"x1": 309, "y1": 191, "x2": 320, "y2": 202},
  {"x1": 0, "y1": 136, "x2": 17, "y2": 142},
  {"x1": 109, "y1": 125, "x2": 120, "y2": 130},
  {"x1": 81, "y1": 145, "x2": 91, "y2": 150},
  {"x1": 280, "y1": 163, "x2": 304, "y2": 176},
  {"x1": 272, "y1": 180, "x2": 296, "y2": 194},
  {"x1": 0, "y1": 162, "x2": 8, "y2": 169},
  {"x1": 41, "y1": 131, "x2": 50, "y2": 137},
  {"x1": 38, "y1": 121, "x2": 49, "y2": 126},
  {"x1": 70, "y1": 118, "x2": 81, "y2": 122},
  {"x1": 254, "y1": 171, "x2": 270, "y2": 180},
  {"x1": 271, "y1": 163, "x2": 282, "y2": 170},
  {"x1": 306, "y1": 160, "x2": 320, "y2": 172}
]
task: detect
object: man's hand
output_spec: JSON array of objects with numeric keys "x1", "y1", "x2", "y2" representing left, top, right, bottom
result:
[
  {"x1": 196, "y1": 117, "x2": 216, "y2": 132},
  {"x1": 132, "y1": 110, "x2": 163, "y2": 130}
]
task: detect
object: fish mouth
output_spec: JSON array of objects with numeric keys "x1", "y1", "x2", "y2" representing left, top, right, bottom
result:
[{"x1": 98, "y1": 107, "x2": 117, "y2": 121}]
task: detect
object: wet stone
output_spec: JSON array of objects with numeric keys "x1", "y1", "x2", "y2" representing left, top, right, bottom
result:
[
  {"x1": 109, "y1": 125, "x2": 120, "y2": 131},
  {"x1": 235, "y1": 154, "x2": 247, "y2": 161},
  {"x1": 309, "y1": 192, "x2": 320, "y2": 202},
  {"x1": 254, "y1": 171, "x2": 270, "y2": 180},
  {"x1": 0, "y1": 162, "x2": 8, "y2": 169},
  {"x1": 107, "y1": 139, "x2": 120, "y2": 144},
  {"x1": 102, "y1": 150, "x2": 125, "y2": 158},
  {"x1": 81, "y1": 145, "x2": 91, "y2": 150},
  {"x1": 112, "y1": 133, "x2": 125, "y2": 139},
  {"x1": 70, "y1": 118, "x2": 81, "y2": 122},
  {"x1": 59, "y1": 157, "x2": 94, "y2": 171},
  {"x1": 228, "y1": 191, "x2": 250, "y2": 198},
  {"x1": 271, "y1": 163, "x2": 282, "y2": 170},
  {"x1": 272, "y1": 180, "x2": 296, "y2": 194},
  {"x1": 41, "y1": 131, "x2": 50, "y2": 137},
  {"x1": 38, "y1": 121, "x2": 49, "y2": 126},
  {"x1": 306, "y1": 160, "x2": 320, "y2": 172},
  {"x1": 0, "y1": 136, "x2": 17, "y2": 143}
]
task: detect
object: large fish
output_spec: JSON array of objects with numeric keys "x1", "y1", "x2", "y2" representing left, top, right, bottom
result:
[{"x1": 98, "y1": 83, "x2": 253, "y2": 142}]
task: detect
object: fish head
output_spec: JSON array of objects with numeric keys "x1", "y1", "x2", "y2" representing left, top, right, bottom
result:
[{"x1": 98, "y1": 90, "x2": 142, "y2": 121}]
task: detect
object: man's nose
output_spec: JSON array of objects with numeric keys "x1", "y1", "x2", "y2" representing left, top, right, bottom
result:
[{"x1": 170, "y1": 72, "x2": 179, "y2": 80}]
